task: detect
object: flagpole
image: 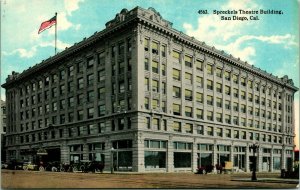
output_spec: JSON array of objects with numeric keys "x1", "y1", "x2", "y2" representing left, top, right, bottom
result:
[{"x1": 55, "y1": 12, "x2": 57, "y2": 55}]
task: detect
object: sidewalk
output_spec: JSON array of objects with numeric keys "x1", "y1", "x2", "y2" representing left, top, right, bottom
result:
[{"x1": 231, "y1": 177, "x2": 299, "y2": 184}]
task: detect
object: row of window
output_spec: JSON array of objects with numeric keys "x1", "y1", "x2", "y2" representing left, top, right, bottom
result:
[{"x1": 143, "y1": 39, "x2": 290, "y2": 101}]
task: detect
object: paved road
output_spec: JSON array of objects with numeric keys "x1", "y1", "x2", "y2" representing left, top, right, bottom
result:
[{"x1": 1, "y1": 170, "x2": 298, "y2": 189}]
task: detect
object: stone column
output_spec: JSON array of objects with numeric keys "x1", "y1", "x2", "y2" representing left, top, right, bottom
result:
[
  {"x1": 281, "y1": 146, "x2": 286, "y2": 170},
  {"x1": 192, "y1": 139, "x2": 198, "y2": 172},
  {"x1": 270, "y1": 148, "x2": 274, "y2": 172},
  {"x1": 213, "y1": 143, "x2": 217, "y2": 173},
  {"x1": 257, "y1": 146, "x2": 262, "y2": 172},
  {"x1": 167, "y1": 135, "x2": 174, "y2": 172},
  {"x1": 245, "y1": 144, "x2": 250, "y2": 172},
  {"x1": 60, "y1": 141, "x2": 69, "y2": 164},
  {"x1": 132, "y1": 132, "x2": 144, "y2": 172}
]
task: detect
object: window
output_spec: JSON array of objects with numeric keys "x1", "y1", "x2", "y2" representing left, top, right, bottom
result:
[
  {"x1": 248, "y1": 80, "x2": 253, "y2": 88},
  {"x1": 196, "y1": 60, "x2": 203, "y2": 71},
  {"x1": 216, "y1": 98, "x2": 222, "y2": 108},
  {"x1": 207, "y1": 95, "x2": 213, "y2": 106},
  {"x1": 185, "y1": 106, "x2": 192, "y2": 117},
  {"x1": 173, "y1": 86, "x2": 181, "y2": 98},
  {"x1": 87, "y1": 108, "x2": 94, "y2": 119},
  {"x1": 162, "y1": 64, "x2": 166, "y2": 76},
  {"x1": 98, "y1": 105, "x2": 105, "y2": 116},
  {"x1": 68, "y1": 66, "x2": 74, "y2": 77},
  {"x1": 119, "y1": 62, "x2": 125, "y2": 74},
  {"x1": 144, "y1": 78, "x2": 149, "y2": 91},
  {"x1": 162, "y1": 45, "x2": 166, "y2": 57},
  {"x1": 248, "y1": 93, "x2": 253, "y2": 102},
  {"x1": 233, "y1": 74, "x2": 238, "y2": 84},
  {"x1": 225, "y1": 129, "x2": 231, "y2": 138},
  {"x1": 173, "y1": 69, "x2": 180, "y2": 81},
  {"x1": 216, "y1": 128, "x2": 223, "y2": 137},
  {"x1": 162, "y1": 101, "x2": 166, "y2": 113},
  {"x1": 241, "y1": 77, "x2": 246, "y2": 86},
  {"x1": 241, "y1": 91, "x2": 246, "y2": 100},
  {"x1": 241, "y1": 118, "x2": 246, "y2": 127},
  {"x1": 225, "y1": 86, "x2": 230, "y2": 95},
  {"x1": 233, "y1": 116, "x2": 238, "y2": 125},
  {"x1": 45, "y1": 76, "x2": 50, "y2": 86},
  {"x1": 196, "y1": 92, "x2": 203, "y2": 103},
  {"x1": 119, "y1": 81, "x2": 125, "y2": 93},
  {"x1": 152, "y1": 80, "x2": 159, "y2": 92},
  {"x1": 87, "y1": 90, "x2": 94, "y2": 102},
  {"x1": 173, "y1": 104, "x2": 181, "y2": 116},
  {"x1": 197, "y1": 125, "x2": 204, "y2": 135},
  {"x1": 196, "y1": 76, "x2": 203, "y2": 87},
  {"x1": 161, "y1": 82, "x2": 166, "y2": 94},
  {"x1": 185, "y1": 123, "x2": 193, "y2": 133},
  {"x1": 111, "y1": 45, "x2": 116, "y2": 57},
  {"x1": 185, "y1": 89, "x2": 192, "y2": 101},
  {"x1": 225, "y1": 100, "x2": 230, "y2": 110},
  {"x1": 78, "y1": 78, "x2": 84, "y2": 89},
  {"x1": 87, "y1": 57, "x2": 94, "y2": 68},
  {"x1": 216, "y1": 83, "x2": 222, "y2": 93},
  {"x1": 152, "y1": 61, "x2": 159, "y2": 73},
  {"x1": 98, "y1": 87, "x2": 105, "y2": 100},
  {"x1": 216, "y1": 68, "x2": 222, "y2": 77},
  {"x1": 207, "y1": 111, "x2": 213, "y2": 121},
  {"x1": 207, "y1": 80, "x2": 213, "y2": 90},
  {"x1": 224, "y1": 71, "x2": 230, "y2": 81},
  {"x1": 185, "y1": 72, "x2": 192, "y2": 84},
  {"x1": 196, "y1": 109, "x2": 203, "y2": 119},
  {"x1": 248, "y1": 107, "x2": 253, "y2": 115},
  {"x1": 152, "y1": 118, "x2": 160, "y2": 130},
  {"x1": 152, "y1": 99, "x2": 159, "y2": 109},
  {"x1": 184, "y1": 55, "x2": 192, "y2": 67},
  {"x1": 207, "y1": 64, "x2": 213, "y2": 75},
  {"x1": 144, "y1": 58, "x2": 149, "y2": 71},
  {"x1": 216, "y1": 113, "x2": 222, "y2": 122},
  {"x1": 145, "y1": 117, "x2": 150, "y2": 129},
  {"x1": 233, "y1": 102, "x2": 238, "y2": 111},
  {"x1": 225, "y1": 115, "x2": 231, "y2": 124},
  {"x1": 207, "y1": 126, "x2": 213, "y2": 136},
  {"x1": 172, "y1": 51, "x2": 180, "y2": 62},
  {"x1": 173, "y1": 121, "x2": 181, "y2": 132},
  {"x1": 98, "y1": 51, "x2": 105, "y2": 65},
  {"x1": 151, "y1": 41, "x2": 158, "y2": 55},
  {"x1": 234, "y1": 130, "x2": 239, "y2": 139},
  {"x1": 144, "y1": 38, "x2": 149, "y2": 51},
  {"x1": 144, "y1": 98, "x2": 149, "y2": 110}
]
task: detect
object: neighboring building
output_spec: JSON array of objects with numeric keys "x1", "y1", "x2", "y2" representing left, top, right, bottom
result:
[
  {"x1": 1, "y1": 100, "x2": 7, "y2": 161},
  {"x1": 1, "y1": 7, "x2": 298, "y2": 172}
]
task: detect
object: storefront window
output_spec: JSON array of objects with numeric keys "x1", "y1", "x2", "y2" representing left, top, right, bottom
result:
[
  {"x1": 145, "y1": 151, "x2": 166, "y2": 169},
  {"x1": 174, "y1": 152, "x2": 191, "y2": 168},
  {"x1": 199, "y1": 153, "x2": 212, "y2": 167},
  {"x1": 273, "y1": 157, "x2": 281, "y2": 170}
]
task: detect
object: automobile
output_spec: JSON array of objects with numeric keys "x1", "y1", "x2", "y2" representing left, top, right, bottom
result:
[
  {"x1": 1, "y1": 161, "x2": 8, "y2": 169},
  {"x1": 23, "y1": 162, "x2": 38, "y2": 171},
  {"x1": 7, "y1": 160, "x2": 24, "y2": 170},
  {"x1": 78, "y1": 160, "x2": 105, "y2": 173}
]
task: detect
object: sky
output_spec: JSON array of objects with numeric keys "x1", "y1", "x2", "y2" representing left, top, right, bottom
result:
[{"x1": 0, "y1": 0, "x2": 299, "y2": 148}]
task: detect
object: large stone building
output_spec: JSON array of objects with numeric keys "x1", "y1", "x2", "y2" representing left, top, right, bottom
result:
[
  {"x1": 1, "y1": 100, "x2": 7, "y2": 161},
  {"x1": 1, "y1": 7, "x2": 298, "y2": 172}
]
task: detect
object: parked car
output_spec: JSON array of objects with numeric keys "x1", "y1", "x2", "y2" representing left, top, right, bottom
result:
[
  {"x1": 1, "y1": 161, "x2": 8, "y2": 169},
  {"x1": 7, "y1": 160, "x2": 24, "y2": 170},
  {"x1": 23, "y1": 162, "x2": 38, "y2": 171}
]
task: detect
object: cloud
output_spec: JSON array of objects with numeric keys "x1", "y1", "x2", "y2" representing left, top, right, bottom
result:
[
  {"x1": 183, "y1": 0, "x2": 297, "y2": 63},
  {"x1": 2, "y1": 47, "x2": 37, "y2": 58},
  {"x1": 64, "y1": 0, "x2": 84, "y2": 15}
]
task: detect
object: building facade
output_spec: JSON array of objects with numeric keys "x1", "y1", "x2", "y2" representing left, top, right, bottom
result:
[
  {"x1": 1, "y1": 100, "x2": 7, "y2": 161},
  {"x1": 2, "y1": 7, "x2": 298, "y2": 172}
]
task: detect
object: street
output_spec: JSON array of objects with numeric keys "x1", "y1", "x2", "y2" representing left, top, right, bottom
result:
[{"x1": 1, "y1": 170, "x2": 298, "y2": 189}]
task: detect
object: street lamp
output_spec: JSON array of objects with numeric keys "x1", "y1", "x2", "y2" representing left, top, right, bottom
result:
[
  {"x1": 111, "y1": 147, "x2": 114, "y2": 174},
  {"x1": 249, "y1": 143, "x2": 259, "y2": 181}
]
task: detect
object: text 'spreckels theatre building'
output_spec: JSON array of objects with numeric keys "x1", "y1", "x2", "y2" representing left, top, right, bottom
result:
[{"x1": 2, "y1": 7, "x2": 298, "y2": 172}]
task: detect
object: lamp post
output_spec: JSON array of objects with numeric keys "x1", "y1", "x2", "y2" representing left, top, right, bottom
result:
[
  {"x1": 111, "y1": 147, "x2": 114, "y2": 174},
  {"x1": 249, "y1": 143, "x2": 259, "y2": 181}
]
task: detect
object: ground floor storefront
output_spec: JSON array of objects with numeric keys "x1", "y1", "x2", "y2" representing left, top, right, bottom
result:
[{"x1": 5, "y1": 131, "x2": 294, "y2": 173}]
